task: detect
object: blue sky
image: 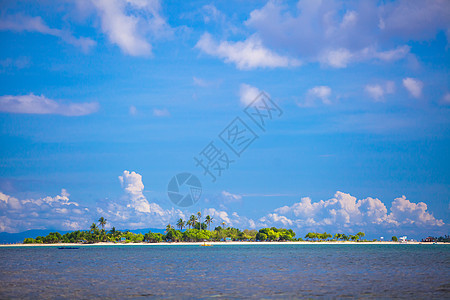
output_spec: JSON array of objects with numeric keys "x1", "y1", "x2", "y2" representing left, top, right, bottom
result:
[{"x1": 0, "y1": 0, "x2": 449, "y2": 239}]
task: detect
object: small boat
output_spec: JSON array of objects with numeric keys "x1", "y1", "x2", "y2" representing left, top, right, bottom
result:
[
  {"x1": 200, "y1": 242, "x2": 212, "y2": 247},
  {"x1": 58, "y1": 247, "x2": 79, "y2": 250}
]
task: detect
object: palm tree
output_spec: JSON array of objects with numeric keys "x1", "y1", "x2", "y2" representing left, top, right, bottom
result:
[
  {"x1": 205, "y1": 215, "x2": 213, "y2": 231},
  {"x1": 188, "y1": 214, "x2": 197, "y2": 229},
  {"x1": 197, "y1": 211, "x2": 202, "y2": 229},
  {"x1": 334, "y1": 233, "x2": 343, "y2": 241},
  {"x1": 356, "y1": 232, "x2": 365, "y2": 241},
  {"x1": 176, "y1": 218, "x2": 185, "y2": 231},
  {"x1": 165, "y1": 224, "x2": 173, "y2": 233},
  {"x1": 323, "y1": 232, "x2": 332, "y2": 241},
  {"x1": 305, "y1": 232, "x2": 317, "y2": 241},
  {"x1": 90, "y1": 222, "x2": 97, "y2": 233},
  {"x1": 98, "y1": 217, "x2": 107, "y2": 231},
  {"x1": 109, "y1": 226, "x2": 119, "y2": 241}
]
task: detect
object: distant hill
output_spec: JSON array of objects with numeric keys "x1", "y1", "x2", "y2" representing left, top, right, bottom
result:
[
  {"x1": 0, "y1": 228, "x2": 166, "y2": 244},
  {"x1": 0, "y1": 230, "x2": 71, "y2": 244}
]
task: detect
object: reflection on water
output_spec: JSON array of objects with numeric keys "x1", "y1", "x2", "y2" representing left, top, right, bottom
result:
[{"x1": 0, "y1": 244, "x2": 449, "y2": 298}]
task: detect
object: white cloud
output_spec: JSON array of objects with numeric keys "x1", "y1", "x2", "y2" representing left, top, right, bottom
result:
[
  {"x1": 0, "y1": 14, "x2": 96, "y2": 53},
  {"x1": 319, "y1": 46, "x2": 411, "y2": 68},
  {"x1": 0, "y1": 183, "x2": 446, "y2": 236},
  {"x1": 379, "y1": 0, "x2": 450, "y2": 41},
  {"x1": 0, "y1": 93, "x2": 99, "y2": 116},
  {"x1": 90, "y1": 0, "x2": 171, "y2": 56},
  {"x1": 301, "y1": 86, "x2": 332, "y2": 106},
  {"x1": 259, "y1": 213, "x2": 293, "y2": 227},
  {"x1": 195, "y1": 32, "x2": 301, "y2": 70},
  {"x1": 203, "y1": 208, "x2": 231, "y2": 226},
  {"x1": 319, "y1": 48, "x2": 353, "y2": 68},
  {"x1": 365, "y1": 81, "x2": 395, "y2": 102},
  {"x1": 388, "y1": 196, "x2": 444, "y2": 226},
  {"x1": 98, "y1": 170, "x2": 186, "y2": 229},
  {"x1": 0, "y1": 1, "x2": 173, "y2": 56},
  {"x1": 403, "y1": 77, "x2": 423, "y2": 98},
  {"x1": 365, "y1": 85, "x2": 384, "y2": 101},
  {"x1": 0, "y1": 190, "x2": 89, "y2": 233},
  {"x1": 244, "y1": 0, "x2": 447, "y2": 68},
  {"x1": 221, "y1": 191, "x2": 242, "y2": 203},
  {"x1": 239, "y1": 83, "x2": 260, "y2": 105},
  {"x1": 119, "y1": 170, "x2": 164, "y2": 215},
  {"x1": 153, "y1": 108, "x2": 170, "y2": 117},
  {"x1": 374, "y1": 46, "x2": 411, "y2": 62},
  {"x1": 266, "y1": 191, "x2": 444, "y2": 233},
  {"x1": 203, "y1": 208, "x2": 255, "y2": 229}
]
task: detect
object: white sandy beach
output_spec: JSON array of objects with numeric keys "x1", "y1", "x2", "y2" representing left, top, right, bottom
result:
[{"x1": 0, "y1": 241, "x2": 444, "y2": 247}]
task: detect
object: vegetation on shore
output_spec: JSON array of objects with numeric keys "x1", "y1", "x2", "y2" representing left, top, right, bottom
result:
[{"x1": 20, "y1": 215, "x2": 386, "y2": 244}]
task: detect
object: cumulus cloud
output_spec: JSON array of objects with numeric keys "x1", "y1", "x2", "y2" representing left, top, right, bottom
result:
[
  {"x1": 195, "y1": 32, "x2": 301, "y2": 70},
  {"x1": 379, "y1": 0, "x2": 450, "y2": 41},
  {"x1": 259, "y1": 213, "x2": 293, "y2": 227},
  {"x1": 92, "y1": 170, "x2": 186, "y2": 229},
  {"x1": 403, "y1": 77, "x2": 423, "y2": 98},
  {"x1": 203, "y1": 208, "x2": 231, "y2": 226},
  {"x1": 90, "y1": 0, "x2": 172, "y2": 56},
  {"x1": 239, "y1": 83, "x2": 261, "y2": 105},
  {"x1": 0, "y1": 14, "x2": 96, "y2": 53},
  {"x1": 319, "y1": 48, "x2": 353, "y2": 68},
  {"x1": 265, "y1": 191, "x2": 444, "y2": 233},
  {"x1": 300, "y1": 86, "x2": 332, "y2": 106},
  {"x1": 203, "y1": 208, "x2": 255, "y2": 229},
  {"x1": 0, "y1": 1, "x2": 173, "y2": 56},
  {"x1": 244, "y1": 0, "x2": 448, "y2": 68},
  {"x1": 0, "y1": 190, "x2": 90, "y2": 233},
  {"x1": 388, "y1": 196, "x2": 444, "y2": 226},
  {"x1": 0, "y1": 93, "x2": 99, "y2": 116},
  {"x1": 365, "y1": 81, "x2": 395, "y2": 102},
  {"x1": 0, "y1": 182, "x2": 446, "y2": 236},
  {"x1": 119, "y1": 170, "x2": 164, "y2": 215}
]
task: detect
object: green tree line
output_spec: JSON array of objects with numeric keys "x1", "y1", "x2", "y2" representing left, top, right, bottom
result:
[
  {"x1": 303, "y1": 232, "x2": 367, "y2": 242},
  {"x1": 23, "y1": 215, "x2": 375, "y2": 244}
]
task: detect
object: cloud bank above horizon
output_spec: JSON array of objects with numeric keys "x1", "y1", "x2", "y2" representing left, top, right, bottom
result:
[{"x1": 0, "y1": 171, "x2": 445, "y2": 238}]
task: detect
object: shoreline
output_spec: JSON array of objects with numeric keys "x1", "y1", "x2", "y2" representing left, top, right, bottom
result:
[{"x1": 0, "y1": 241, "x2": 446, "y2": 247}]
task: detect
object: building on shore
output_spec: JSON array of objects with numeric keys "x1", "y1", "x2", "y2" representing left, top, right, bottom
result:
[{"x1": 422, "y1": 236, "x2": 437, "y2": 243}]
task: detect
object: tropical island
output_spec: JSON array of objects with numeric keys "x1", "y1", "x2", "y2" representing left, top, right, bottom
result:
[{"x1": 16, "y1": 214, "x2": 421, "y2": 245}]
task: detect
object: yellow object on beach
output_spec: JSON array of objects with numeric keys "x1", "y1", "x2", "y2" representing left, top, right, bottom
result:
[{"x1": 201, "y1": 242, "x2": 212, "y2": 246}]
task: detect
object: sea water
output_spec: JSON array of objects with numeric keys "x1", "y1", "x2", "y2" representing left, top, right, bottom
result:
[{"x1": 0, "y1": 244, "x2": 449, "y2": 298}]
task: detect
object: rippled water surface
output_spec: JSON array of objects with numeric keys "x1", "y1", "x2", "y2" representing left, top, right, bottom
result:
[{"x1": 0, "y1": 244, "x2": 449, "y2": 299}]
